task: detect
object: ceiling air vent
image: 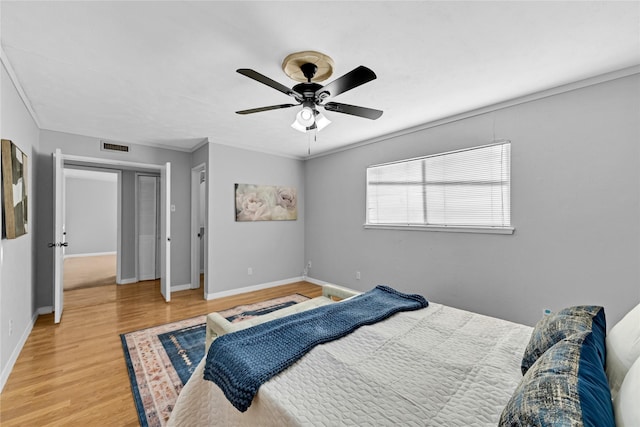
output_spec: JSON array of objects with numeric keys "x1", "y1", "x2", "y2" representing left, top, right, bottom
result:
[{"x1": 100, "y1": 140, "x2": 129, "y2": 153}]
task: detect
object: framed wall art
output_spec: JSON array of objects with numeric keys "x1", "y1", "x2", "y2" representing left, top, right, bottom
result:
[
  {"x1": 2, "y1": 139, "x2": 28, "y2": 239},
  {"x1": 235, "y1": 183, "x2": 297, "y2": 221}
]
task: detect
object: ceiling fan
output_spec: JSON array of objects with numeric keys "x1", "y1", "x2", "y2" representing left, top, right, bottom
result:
[{"x1": 236, "y1": 51, "x2": 383, "y2": 133}]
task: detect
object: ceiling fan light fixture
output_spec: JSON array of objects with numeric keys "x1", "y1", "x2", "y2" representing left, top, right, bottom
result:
[
  {"x1": 297, "y1": 107, "x2": 315, "y2": 126},
  {"x1": 314, "y1": 112, "x2": 331, "y2": 132},
  {"x1": 291, "y1": 119, "x2": 307, "y2": 133},
  {"x1": 292, "y1": 106, "x2": 318, "y2": 132}
]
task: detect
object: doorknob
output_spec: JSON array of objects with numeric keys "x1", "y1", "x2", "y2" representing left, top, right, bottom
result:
[{"x1": 48, "y1": 242, "x2": 69, "y2": 247}]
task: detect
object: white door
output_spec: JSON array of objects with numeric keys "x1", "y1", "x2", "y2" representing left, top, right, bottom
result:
[
  {"x1": 53, "y1": 149, "x2": 66, "y2": 323},
  {"x1": 137, "y1": 175, "x2": 158, "y2": 281},
  {"x1": 160, "y1": 162, "x2": 171, "y2": 302}
]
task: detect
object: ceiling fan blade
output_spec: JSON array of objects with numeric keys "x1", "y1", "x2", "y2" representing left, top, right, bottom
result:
[
  {"x1": 324, "y1": 102, "x2": 383, "y2": 120},
  {"x1": 237, "y1": 69, "x2": 302, "y2": 99},
  {"x1": 236, "y1": 104, "x2": 297, "y2": 115},
  {"x1": 316, "y1": 66, "x2": 377, "y2": 98}
]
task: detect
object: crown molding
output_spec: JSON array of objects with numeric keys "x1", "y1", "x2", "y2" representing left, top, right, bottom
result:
[
  {"x1": 1, "y1": 47, "x2": 42, "y2": 129},
  {"x1": 305, "y1": 65, "x2": 640, "y2": 160}
]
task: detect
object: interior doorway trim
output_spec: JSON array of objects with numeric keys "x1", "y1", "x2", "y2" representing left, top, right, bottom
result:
[
  {"x1": 191, "y1": 163, "x2": 207, "y2": 294},
  {"x1": 62, "y1": 154, "x2": 166, "y2": 286}
]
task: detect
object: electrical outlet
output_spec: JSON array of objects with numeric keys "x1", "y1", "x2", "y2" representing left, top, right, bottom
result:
[
  {"x1": 247, "y1": 267, "x2": 253, "y2": 275},
  {"x1": 356, "y1": 271, "x2": 361, "y2": 280},
  {"x1": 307, "y1": 261, "x2": 312, "y2": 269},
  {"x1": 9, "y1": 320, "x2": 13, "y2": 336}
]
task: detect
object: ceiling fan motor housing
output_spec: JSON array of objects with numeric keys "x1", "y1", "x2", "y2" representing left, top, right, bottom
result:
[
  {"x1": 300, "y1": 63, "x2": 318, "y2": 81},
  {"x1": 293, "y1": 81, "x2": 324, "y2": 104}
]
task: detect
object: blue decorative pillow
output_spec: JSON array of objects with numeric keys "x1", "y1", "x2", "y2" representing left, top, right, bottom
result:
[
  {"x1": 500, "y1": 331, "x2": 615, "y2": 427},
  {"x1": 521, "y1": 305, "x2": 606, "y2": 375}
]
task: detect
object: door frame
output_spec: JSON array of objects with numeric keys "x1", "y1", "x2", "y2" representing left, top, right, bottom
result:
[
  {"x1": 53, "y1": 152, "x2": 172, "y2": 323},
  {"x1": 159, "y1": 162, "x2": 171, "y2": 302},
  {"x1": 190, "y1": 163, "x2": 207, "y2": 293},
  {"x1": 53, "y1": 149, "x2": 64, "y2": 323}
]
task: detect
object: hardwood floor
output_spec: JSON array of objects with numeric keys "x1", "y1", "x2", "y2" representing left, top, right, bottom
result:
[
  {"x1": 63, "y1": 254, "x2": 117, "y2": 290},
  {"x1": 0, "y1": 280, "x2": 322, "y2": 426}
]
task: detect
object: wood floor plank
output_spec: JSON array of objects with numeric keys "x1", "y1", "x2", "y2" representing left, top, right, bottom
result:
[{"x1": 0, "y1": 279, "x2": 322, "y2": 426}]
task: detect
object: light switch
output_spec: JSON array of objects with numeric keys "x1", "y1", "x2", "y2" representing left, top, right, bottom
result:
[{"x1": 171, "y1": 204, "x2": 176, "y2": 212}]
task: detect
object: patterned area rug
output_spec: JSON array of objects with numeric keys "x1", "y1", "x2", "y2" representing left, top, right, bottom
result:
[{"x1": 120, "y1": 293, "x2": 310, "y2": 427}]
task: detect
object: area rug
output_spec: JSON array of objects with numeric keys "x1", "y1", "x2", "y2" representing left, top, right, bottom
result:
[{"x1": 121, "y1": 293, "x2": 310, "y2": 427}]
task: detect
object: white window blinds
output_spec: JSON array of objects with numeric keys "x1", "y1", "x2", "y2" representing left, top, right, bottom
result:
[{"x1": 366, "y1": 142, "x2": 511, "y2": 229}]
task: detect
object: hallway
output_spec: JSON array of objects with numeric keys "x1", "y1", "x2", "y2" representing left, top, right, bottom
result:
[{"x1": 63, "y1": 254, "x2": 116, "y2": 290}]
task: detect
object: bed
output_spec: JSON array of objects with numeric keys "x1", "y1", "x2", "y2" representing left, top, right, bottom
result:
[{"x1": 167, "y1": 286, "x2": 639, "y2": 426}]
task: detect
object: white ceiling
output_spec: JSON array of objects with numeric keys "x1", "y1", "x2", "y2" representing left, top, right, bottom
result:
[{"x1": 2, "y1": 1, "x2": 639, "y2": 159}]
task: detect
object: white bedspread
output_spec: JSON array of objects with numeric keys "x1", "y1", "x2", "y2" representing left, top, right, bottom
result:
[{"x1": 168, "y1": 302, "x2": 532, "y2": 426}]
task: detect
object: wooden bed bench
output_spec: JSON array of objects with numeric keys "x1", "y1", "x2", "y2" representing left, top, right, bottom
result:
[{"x1": 205, "y1": 284, "x2": 360, "y2": 351}]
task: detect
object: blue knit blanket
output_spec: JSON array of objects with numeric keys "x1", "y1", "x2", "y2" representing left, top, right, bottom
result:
[{"x1": 203, "y1": 285, "x2": 428, "y2": 412}]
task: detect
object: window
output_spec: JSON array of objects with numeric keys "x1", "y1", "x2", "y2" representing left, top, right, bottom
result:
[{"x1": 366, "y1": 141, "x2": 513, "y2": 233}]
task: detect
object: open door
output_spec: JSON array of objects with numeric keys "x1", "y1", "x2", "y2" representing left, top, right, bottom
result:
[
  {"x1": 53, "y1": 149, "x2": 66, "y2": 323},
  {"x1": 160, "y1": 162, "x2": 171, "y2": 302}
]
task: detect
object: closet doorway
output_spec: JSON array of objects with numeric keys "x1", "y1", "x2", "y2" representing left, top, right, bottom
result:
[
  {"x1": 136, "y1": 174, "x2": 161, "y2": 281},
  {"x1": 191, "y1": 163, "x2": 207, "y2": 295}
]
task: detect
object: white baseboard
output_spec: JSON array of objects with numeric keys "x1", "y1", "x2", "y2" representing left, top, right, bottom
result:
[
  {"x1": 205, "y1": 276, "x2": 305, "y2": 300},
  {"x1": 64, "y1": 251, "x2": 116, "y2": 259},
  {"x1": 0, "y1": 310, "x2": 38, "y2": 393},
  {"x1": 117, "y1": 278, "x2": 138, "y2": 285},
  {"x1": 304, "y1": 276, "x2": 333, "y2": 286}
]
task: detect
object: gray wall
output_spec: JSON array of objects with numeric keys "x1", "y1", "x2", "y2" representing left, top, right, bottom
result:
[
  {"x1": 207, "y1": 143, "x2": 305, "y2": 295},
  {"x1": 305, "y1": 74, "x2": 640, "y2": 328},
  {"x1": 192, "y1": 141, "x2": 208, "y2": 168},
  {"x1": 64, "y1": 174, "x2": 117, "y2": 255},
  {"x1": 0, "y1": 63, "x2": 40, "y2": 388},
  {"x1": 36, "y1": 130, "x2": 192, "y2": 308}
]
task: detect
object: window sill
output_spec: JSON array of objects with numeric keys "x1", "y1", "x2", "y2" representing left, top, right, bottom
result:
[{"x1": 363, "y1": 224, "x2": 515, "y2": 235}]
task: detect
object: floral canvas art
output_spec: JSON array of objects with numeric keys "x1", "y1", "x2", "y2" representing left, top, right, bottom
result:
[{"x1": 235, "y1": 183, "x2": 297, "y2": 221}]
